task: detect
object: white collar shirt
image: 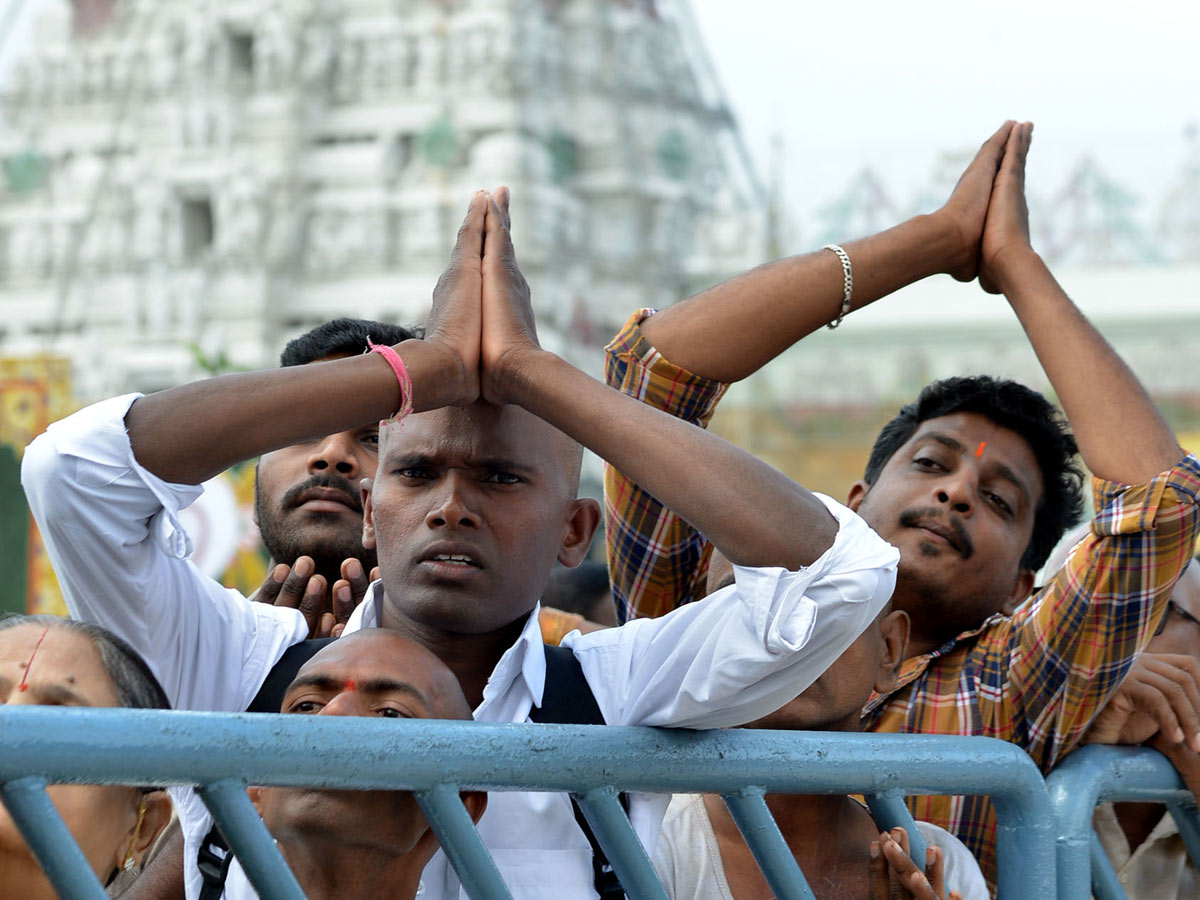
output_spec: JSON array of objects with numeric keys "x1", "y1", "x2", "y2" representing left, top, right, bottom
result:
[{"x1": 24, "y1": 394, "x2": 899, "y2": 900}]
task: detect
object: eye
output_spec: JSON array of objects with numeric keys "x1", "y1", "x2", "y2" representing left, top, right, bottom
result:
[
  {"x1": 361, "y1": 429, "x2": 380, "y2": 448},
  {"x1": 395, "y1": 466, "x2": 433, "y2": 480},
  {"x1": 913, "y1": 456, "x2": 945, "y2": 472},
  {"x1": 287, "y1": 700, "x2": 324, "y2": 714},
  {"x1": 483, "y1": 470, "x2": 522, "y2": 485},
  {"x1": 985, "y1": 491, "x2": 1013, "y2": 515},
  {"x1": 378, "y1": 707, "x2": 412, "y2": 719}
]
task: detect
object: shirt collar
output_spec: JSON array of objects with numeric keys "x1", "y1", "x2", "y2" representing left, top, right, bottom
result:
[{"x1": 343, "y1": 583, "x2": 548, "y2": 716}]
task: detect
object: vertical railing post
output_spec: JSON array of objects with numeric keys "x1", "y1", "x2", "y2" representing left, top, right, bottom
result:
[{"x1": 0, "y1": 775, "x2": 109, "y2": 900}]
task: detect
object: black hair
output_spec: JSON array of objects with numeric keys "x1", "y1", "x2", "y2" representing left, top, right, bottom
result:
[
  {"x1": 0, "y1": 614, "x2": 170, "y2": 711},
  {"x1": 864, "y1": 375, "x2": 1085, "y2": 572},
  {"x1": 279, "y1": 318, "x2": 422, "y2": 367},
  {"x1": 541, "y1": 562, "x2": 613, "y2": 619}
]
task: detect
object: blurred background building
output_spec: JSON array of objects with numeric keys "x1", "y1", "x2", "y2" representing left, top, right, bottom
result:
[{"x1": 1, "y1": 0, "x2": 1197, "y2": 612}]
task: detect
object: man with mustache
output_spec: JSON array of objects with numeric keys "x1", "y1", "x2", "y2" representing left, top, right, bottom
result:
[
  {"x1": 603, "y1": 120, "x2": 1200, "y2": 886},
  {"x1": 24, "y1": 188, "x2": 898, "y2": 900}
]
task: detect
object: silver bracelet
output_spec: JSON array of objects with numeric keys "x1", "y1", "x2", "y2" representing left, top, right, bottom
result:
[{"x1": 823, "y1": 243, "x2": 853, "y2": 329}]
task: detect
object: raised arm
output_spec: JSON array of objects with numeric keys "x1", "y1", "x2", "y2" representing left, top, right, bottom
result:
[
  {"x1": 640, "y1": 121, "x2": 1017, "y2": 381},
  {"x1": 126, "y1": 193, "x2": 490, "y2": 484},
  {"x1": 978, "y1": 122, "x2": 1183, "y2": 483},
  {"x1": 480, "y1": 190, "x2": 837, "y2": 570}
]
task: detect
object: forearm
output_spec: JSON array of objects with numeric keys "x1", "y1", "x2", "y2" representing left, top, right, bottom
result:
[
  {"x1": 126, "y1": 339, "x2": 459, "y2": 483},
  {"x1": 993, "y1": 249, "x2": 1183, "y2": 483},
  {"x1": 641, "y1": 213, "x2": 962, "y2": 382},
  {"x1": 509, "y1": 351, "x2": 836, "y2": 569}
]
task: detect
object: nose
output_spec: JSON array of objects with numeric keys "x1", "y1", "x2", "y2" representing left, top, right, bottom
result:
[
  {"x1": 307, "y1": 431, "x2": 362, "y2": 478},
  {"x1": 318, "y1": 690, "x2": 363, "y2": 717},
  {"x1": 425, "y1": 474, "x2": 480, "y2": 530},
  {"x1": 934, "y1": 469, "x2": 975, "y2": 515}
]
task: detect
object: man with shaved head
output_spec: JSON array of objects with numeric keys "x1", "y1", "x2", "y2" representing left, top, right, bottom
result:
[
  {"x1": 225, "y1": 630, "x2": 482, "y2": 900},
  {"x1": 25, "y1": 188, "x2": 897, "y2": 899}
]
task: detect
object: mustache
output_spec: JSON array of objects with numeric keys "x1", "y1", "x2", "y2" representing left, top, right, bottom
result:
[
  {"x1": 898, "y1": 508, "x2": 974, "y2": 559},
  {"x1": 281, "y1": 474, "x2": 363, "y2": 514}
]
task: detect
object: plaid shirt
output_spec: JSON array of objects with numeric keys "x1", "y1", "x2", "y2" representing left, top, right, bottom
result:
[{"x1": 604, "y1": 309, "x2": 1200, "y2": 886}]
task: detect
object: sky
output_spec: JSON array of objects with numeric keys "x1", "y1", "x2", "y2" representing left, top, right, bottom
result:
[
  {"x1": 2, "y1": 0, "x2": 1199, "y2": 246},
  {"x1": 687, "y1": 0, "x2": 1200, "y2": 248}
]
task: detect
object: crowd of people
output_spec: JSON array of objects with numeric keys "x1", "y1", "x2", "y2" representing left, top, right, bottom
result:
[{"x1": 6, "y1": 121, "x2": 1198, "y2": 900}]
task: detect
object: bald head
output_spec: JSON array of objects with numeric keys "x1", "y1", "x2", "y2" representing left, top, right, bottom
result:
[{"x1": 286, "y1": 629, "x2": 472, "y2": 721}]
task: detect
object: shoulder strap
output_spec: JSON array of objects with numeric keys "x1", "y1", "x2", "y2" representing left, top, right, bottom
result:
[
  {"x1": 196, "y1": 823, "x2": 233, "y2": 900},
  {"x1": 530, "y1": 644, "x2": 607, "y2": 726},
  {"x1": 197, "y1": 638, "x2": 336, "y2": 896},
  {"x1": 531, "y1": 645, "x2": 627, "y2": 900},
  {"x1": 246, "y1": 638, "x2": 336, "y2": 713}
]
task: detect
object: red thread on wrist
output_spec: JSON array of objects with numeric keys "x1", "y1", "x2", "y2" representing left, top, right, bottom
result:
[{"x1": 366, "y1": 340, "x2": 414, "y2": 424}]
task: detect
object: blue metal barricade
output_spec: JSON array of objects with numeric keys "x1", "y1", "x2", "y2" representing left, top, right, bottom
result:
[
  {"x1": 1047, "y1": 744, "x2": 1200, "y2": 900},
  {"x1": 0, "y1": 707, "x2": 1057, "y2": 899}
]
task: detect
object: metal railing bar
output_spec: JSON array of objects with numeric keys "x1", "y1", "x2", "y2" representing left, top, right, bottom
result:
[
  {"x1": 574, "y1": 786, "x2": 670, "y2": 900},
  {"x1": 863, "y1": 790, "x2": 927, "y2": 870},
  {"x1": 0, "y1": 709, "x2": 1058, "y2": 900},
  {"x1": 721, "y1": 786, "x2": 816, "y2": 900},
  {"x1": 197, "y1": 777, "x2": 307, "y2": 900},
  {"x1": 415, "y1": 783, "x2": 514, "y2": 900},
  {"x1": 1048, "y1": 745, "x2": 1196, "y2": 900},
  {"x1": 1088, "y1": 831, "x2": 1128, "y2": 900},
  {"x1": 0, "y1": 775, "x2": 109, "y2": 900}
]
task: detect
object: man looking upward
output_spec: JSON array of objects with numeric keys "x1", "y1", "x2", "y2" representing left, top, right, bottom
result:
[{"x1": 603, "y1": 121, "x2": 1200, "y2": 884}]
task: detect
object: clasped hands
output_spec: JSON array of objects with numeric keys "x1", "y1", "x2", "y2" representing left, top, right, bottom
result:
[
  {"x1": 421, "y1": 186, "x2": 544, "y2": 412},
  {"x1": 935, "y1": 119, "x2": 1037, "y2": 296}
]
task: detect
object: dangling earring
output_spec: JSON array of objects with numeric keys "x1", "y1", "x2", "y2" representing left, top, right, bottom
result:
[{"x1": 122, "y1": 795, "x2": 149, "y2": 872}]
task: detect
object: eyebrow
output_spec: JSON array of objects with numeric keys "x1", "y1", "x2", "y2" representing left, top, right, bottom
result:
[
  {"x1": 382, "y1": 451, "x2": 536, "y2": 476},
  {"x1": 0, "y1": 676, "x2": 90, "y2": 706},
  {"x1": 284, "y1": 674, "x2": 431, "y2": 711},
  {"x1": 920, "y1": 431, "x2": 1034, "y2": 503}
]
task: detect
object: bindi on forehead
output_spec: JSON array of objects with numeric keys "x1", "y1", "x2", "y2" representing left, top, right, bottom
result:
[
  {"x1": 344, "y1": 680, "x2": 357, "y2": 692},
  {"x1": 976, "y1": 441, "x2": 987, "y2": 459}
]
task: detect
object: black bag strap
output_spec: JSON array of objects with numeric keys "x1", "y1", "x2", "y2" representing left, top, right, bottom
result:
[
  {"x1": 531, "y1": 644, "x2": 628, "y2": 900},
  {"x1": 196, "y1": 822, "x2": 233, "y2": 900}
]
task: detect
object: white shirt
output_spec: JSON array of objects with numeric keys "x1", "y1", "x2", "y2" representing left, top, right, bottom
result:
[
  {"x1": 652, "y1": 793, "x2": 990, "y2": 900},
  {"x1": 23, "y1": 395, "x2": 899, "y2": 900}
]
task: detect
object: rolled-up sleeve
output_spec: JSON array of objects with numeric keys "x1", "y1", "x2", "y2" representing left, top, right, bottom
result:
[
  {"x1": 567, "y1": 493, "x2": 898, "y2": 728},
  {"x1": 21, "y1": 396, "x2": 307, "y2": 712}
]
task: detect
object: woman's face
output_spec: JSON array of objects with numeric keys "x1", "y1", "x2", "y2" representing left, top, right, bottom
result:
[{"x1": 0, "y1": 624, "x2": 146, "y2": 888}]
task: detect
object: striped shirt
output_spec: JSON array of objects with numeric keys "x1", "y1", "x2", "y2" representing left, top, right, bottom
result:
[{"x1": 604, "y1": 309, "x2": 1200, "y2": 886}]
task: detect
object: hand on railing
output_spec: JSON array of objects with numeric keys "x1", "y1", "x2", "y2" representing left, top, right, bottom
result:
[
  {"x1": 1085, "y1": 652, "x2": 1200, "y2": 752},
  {"x1": 254, "y1": 555, "x2": 379, "y2": 638},
  {"x1": 870, "y1": 827, "x2": 962, "y2": 900}
]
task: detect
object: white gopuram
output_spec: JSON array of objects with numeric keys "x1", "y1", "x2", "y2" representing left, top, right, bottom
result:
[{"x1": 0, "y1": 0, "x2": 767, "y2": 400}]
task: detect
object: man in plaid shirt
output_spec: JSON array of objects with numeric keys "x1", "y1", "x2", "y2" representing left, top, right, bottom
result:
[{"x1": 604, "y1": 121, "x2": 1200, "y2": 886}]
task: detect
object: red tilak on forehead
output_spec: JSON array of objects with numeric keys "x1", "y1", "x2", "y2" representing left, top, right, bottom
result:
[
  {"x1": 17, "y1": 627, "x2": 50, "y2": 692},
  {"x1": 345, "y1": 680, "x2": 357, "y2": 692},
  {"x1": 976, "y1": 441, "x2": 987, "y2": 459}
]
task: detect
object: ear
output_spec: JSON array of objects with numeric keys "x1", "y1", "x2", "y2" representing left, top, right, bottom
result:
[
  {"x1": 556, "y1": 498, "x2": 601, "y2": 567},
  {"x1": 874, "y1": 610, "x2": 910, "y2": 694},
  {"x1": 408, "y1": 791, "x2": 488, "y2": 868},
  {"x1": 460, "y1": 789, "x2": 488, "y2": 825},
  {"x1": 360, "y1": 477, "x2": 376, "y2": 550},
  {"x1": 115, "y1": 790, "x2": 174, "y2": 873},
  {"x1": 1000, "y1": 569, "x2": 1036, "y2": 616},
  {"x1": 846, "y1": 479, "x2": 870, "y2": 513}
]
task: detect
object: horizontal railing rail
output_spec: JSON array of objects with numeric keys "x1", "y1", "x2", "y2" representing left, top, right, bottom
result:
[
  {"x1": 1, "y1": 708, "x2": 1059, "y2": 899},
  {"x1": 1047, "y1": 744, "x2": 1200, "y2": 900}
]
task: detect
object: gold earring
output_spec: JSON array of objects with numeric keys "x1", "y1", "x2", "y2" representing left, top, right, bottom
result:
[{"x1": 122, "y1": 795, "x2": 149, "y2": 872}]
